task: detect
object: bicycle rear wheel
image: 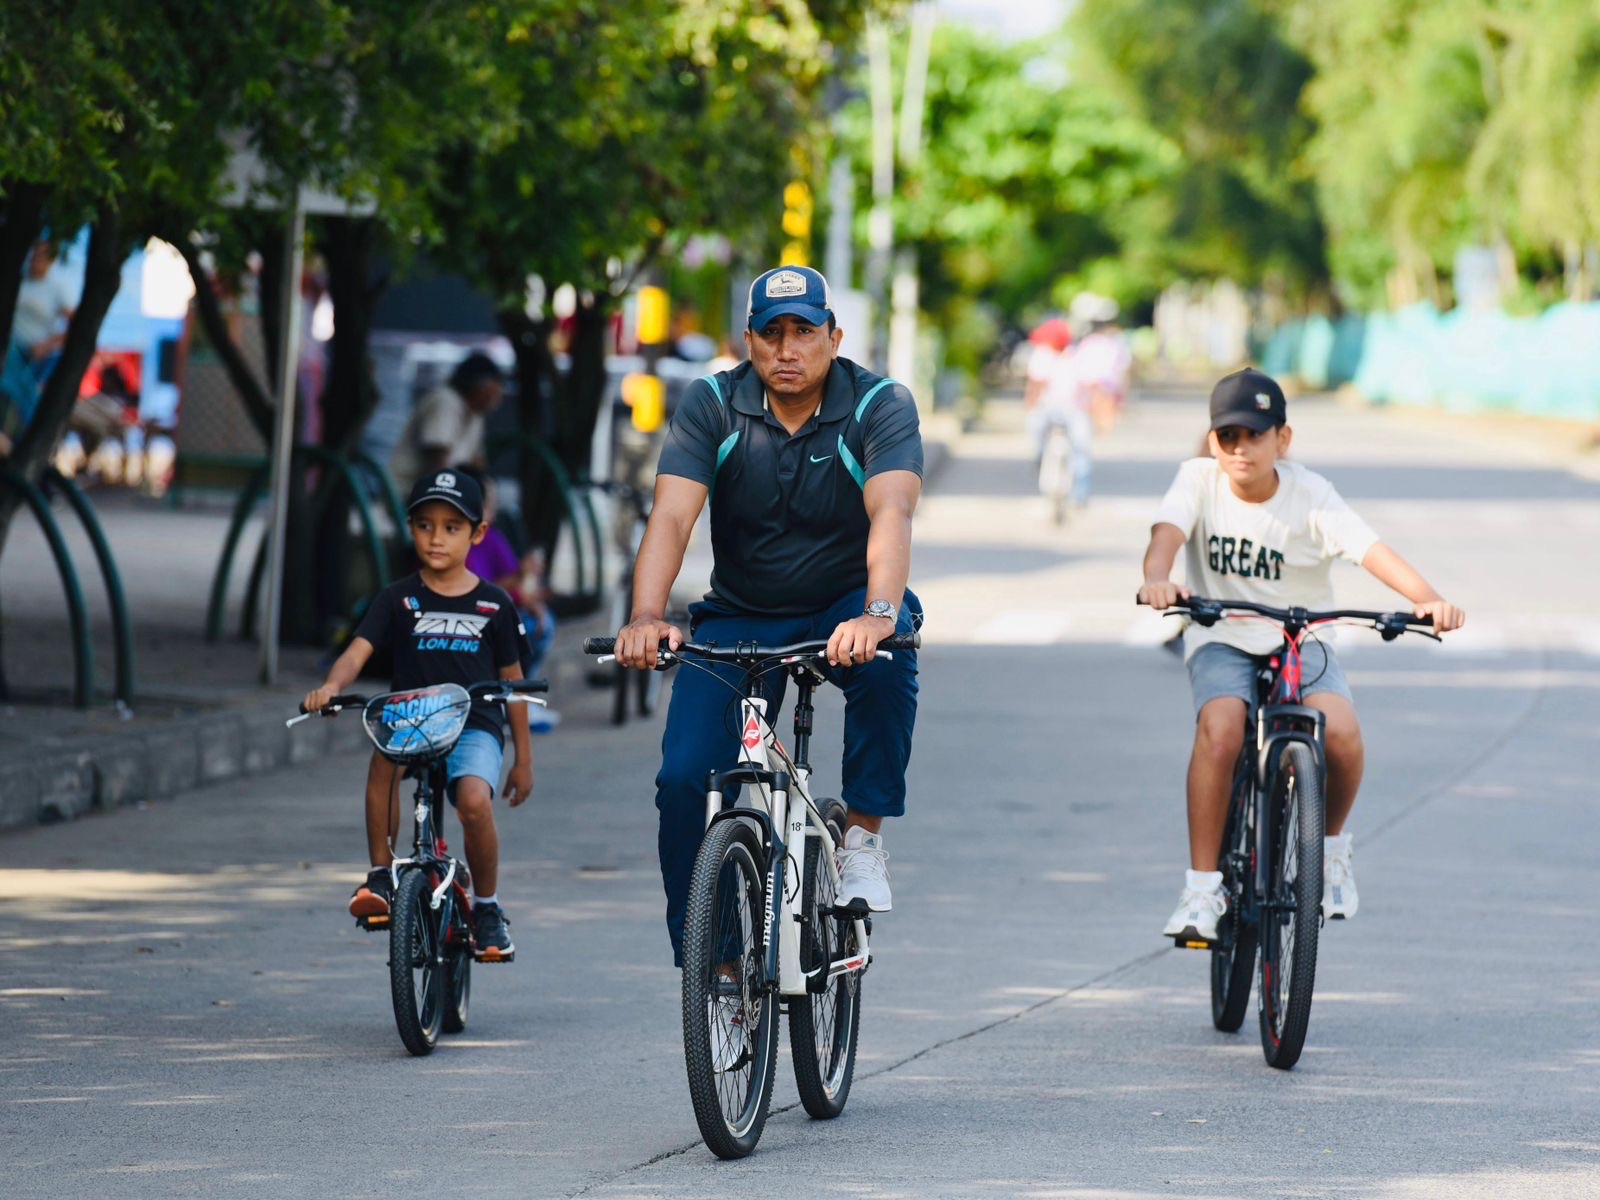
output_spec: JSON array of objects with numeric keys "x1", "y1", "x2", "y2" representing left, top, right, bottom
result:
[
  {"x1": 1211, "y1": 767, "x2": 1258, "y2": 1032},
  {"x1": 1258, "y1": 742, "x2": 1324, "y2": 1068},
  {"x1": 389, "y1": 869, "x2": 445, "y2": 1056},
  {"x1": 681, "y1": 818, "x2": 779, "y2": 1159},
  {"x1": 442, "y1": 894, "x2": 472, "y2": 1034},
  {"x1": 789, "y1": 799, "x2": 862, "y2": 1119}
]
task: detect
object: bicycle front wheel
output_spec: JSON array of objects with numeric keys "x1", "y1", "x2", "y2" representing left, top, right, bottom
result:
[
  {"x1": 681, "y1": 818, "x2": 779, "y2": 1159},
  {"x1": 1211, "y1": 770, "x2": 1257, "y2": 1032},
  {"x1": 389, "y1": 869, "x2": 445, "y2": 1056},
  {"x1": 789, "y1": 799, "x2": 862, "y2": 1119},
  {"x1": 1258, "y1": 742, "x2": 1324, "y2": 1068}
]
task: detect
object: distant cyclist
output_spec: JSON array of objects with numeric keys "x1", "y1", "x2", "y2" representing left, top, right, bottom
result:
[
  {"x1": 1138, "y1": 369, "x2": 1465, "y2": 943},
  {"x1": 613, "y1": 265, "x2": 924, "y2": 968}
]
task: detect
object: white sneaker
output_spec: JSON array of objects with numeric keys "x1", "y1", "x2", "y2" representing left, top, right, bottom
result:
[
  {"x1": 708, "y1": 978, "x2": 747, "y2": 1073},
  {"x1": 1324, "y1": 836, "x2": 1359, "y2": 919},
  {"x1": 837, "y1": 826, "x2": 892, "y2": 913},
  {"x1": 1163, "y1": 884, "x2": 1227, "y2": 942}
]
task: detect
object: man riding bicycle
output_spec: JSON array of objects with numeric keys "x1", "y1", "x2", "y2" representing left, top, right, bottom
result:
[{"x1": 614, "y1": 264, "x2": 924, "y2": 968}]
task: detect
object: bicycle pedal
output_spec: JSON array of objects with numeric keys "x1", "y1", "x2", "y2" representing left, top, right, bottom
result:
[
  {"x1": 1173, "y1": 936, "x2": 1215, "y2": 951},
  {"x1": 832, "y1": 898, "x2": 872, "y2": 918},
  {"x1": 473, "y1": 947, "x2": 515, "y2": 964},
  {"x1": 355, "y1": 914, "x2": 390, "y2": 931}
]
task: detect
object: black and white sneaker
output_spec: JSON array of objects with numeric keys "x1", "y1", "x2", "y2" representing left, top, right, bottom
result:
[{"x1": 473, "y1": 902, "x2": 515, "y2": 963}]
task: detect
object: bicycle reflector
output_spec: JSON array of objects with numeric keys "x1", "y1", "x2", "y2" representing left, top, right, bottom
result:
[{"x1": 362, "y1": 683, "x2": 472, "y2": 762}]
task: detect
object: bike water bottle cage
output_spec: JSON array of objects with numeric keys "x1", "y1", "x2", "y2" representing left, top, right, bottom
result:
[{"x1": 362, "y1": 683, "x2": 472, "y2": 764}]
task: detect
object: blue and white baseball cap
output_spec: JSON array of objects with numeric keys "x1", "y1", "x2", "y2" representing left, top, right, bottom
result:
[{"x1": 747, "y1": 265, "x2": 833, "y2": 330}]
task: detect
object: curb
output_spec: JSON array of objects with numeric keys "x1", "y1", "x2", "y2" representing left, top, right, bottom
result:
[{"x1": 0, "y1": 694, "x2": 368, "y2": 832}]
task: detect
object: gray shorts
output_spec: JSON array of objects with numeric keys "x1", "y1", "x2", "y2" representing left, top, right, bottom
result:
[{"x1": 1186, "y1": 640, "x2": 1353, "y2": 716}]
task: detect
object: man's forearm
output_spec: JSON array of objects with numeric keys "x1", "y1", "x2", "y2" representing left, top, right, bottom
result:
[
  {"x1": 629, "y1": 518, "x2": 693, "y2": 622},
  {"x1": 864, "y1": 509, "x2": 913, "y2": 608}
]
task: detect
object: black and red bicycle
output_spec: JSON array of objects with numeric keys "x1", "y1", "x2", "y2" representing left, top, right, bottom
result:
[{"x1": 1145, "y1": 595, "x2": 1437, "y2": 1068}]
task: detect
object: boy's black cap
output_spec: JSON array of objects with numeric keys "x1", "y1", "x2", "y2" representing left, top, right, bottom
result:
[
  {"x1": 407, "y1": 468, "x2": 483, "y2": 523},
  {"x1": 1209, "y1": 367, "x2": 1287, "y2": 432}
]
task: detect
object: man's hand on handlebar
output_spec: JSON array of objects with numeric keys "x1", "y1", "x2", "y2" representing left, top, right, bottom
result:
[
  {"x1": 1412, "y1": 598, "x2": 1466, "y2": 633},
  {"x1": 1137, "y1": 580, "x2": 1191, "y2": 611},
  {"x1": 827, "y1": 614, "x2": 897, "y2": 667},
  {"x1": 616, "y1": 617, "x2": 684, "y2": 669}
]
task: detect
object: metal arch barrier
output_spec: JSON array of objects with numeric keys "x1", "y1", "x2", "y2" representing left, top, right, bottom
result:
[
  {"x1": 205, "y1": 448, "x2": 398, "y2": 643},
  {"x1": 43, "y1": 468, "x2": 135, "y2": 710},
  {"x1": 0, "y1": 464, "x2": 94, "y2": 708},
  {"x1": 489, "y1": 432, "x2": 605, "y2": 614},
  {"x1": 238, "y1": 445, "x2": 395, "y2": 641},
  {"x1": 348, "y1": 448, "x2": 408, "y2": 534}
]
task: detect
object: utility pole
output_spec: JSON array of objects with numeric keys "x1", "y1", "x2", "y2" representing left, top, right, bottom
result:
[
  {"x1": 888, "y1": 6, "x2": 934, "y2": 392},
  {"x1": 865, "y1": 17, "x2": 895, "y2": 373}
]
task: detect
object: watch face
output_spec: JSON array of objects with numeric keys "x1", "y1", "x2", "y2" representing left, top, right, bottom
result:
[{"x1": 867, "y1": 600, "x2": 896, "y2": 619}]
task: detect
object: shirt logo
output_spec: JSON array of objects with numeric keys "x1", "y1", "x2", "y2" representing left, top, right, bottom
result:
[
  {"x1": 404, "y1": 596, "x2": 421, "y2": 614},
  {"x1": 809, "y1": 454, "x2": 833, "y2": 464},
  {"x1": 765, "y1": 269, "x2": 808, "y2": 299},
  {"x1": 475, "y1": 600, "x2": 501, "y2": 614},
  {"x1": 413, "y1": 612, "x2": 491, "y2": 638}
]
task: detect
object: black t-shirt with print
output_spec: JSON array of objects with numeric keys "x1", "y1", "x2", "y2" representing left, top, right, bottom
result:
[{"x1": 354, "y1": 573, "x2": 525, "y2": 744}]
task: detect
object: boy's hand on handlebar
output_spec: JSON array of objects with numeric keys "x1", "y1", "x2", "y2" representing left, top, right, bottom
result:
[
  {"x1": 503, "y1": 759, "x2": 533, "y2": 808},
  {"x1": 1138, "y1": 581, "x2": 1190, "y2": 610},
  {"x1": 1413, "y1": 598, "x2": 1465, "y2": 633},
  {"x1": 616, "y1": 618, "x2": 683, "y2": 669},
  {"x1": 302, "y1": 685, "x2": 337, "y2": 713},
  {"x1": 828, "y1": 614, "x2": 895, "y2": 667}
]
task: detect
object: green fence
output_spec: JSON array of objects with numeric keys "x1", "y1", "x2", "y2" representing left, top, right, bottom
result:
[{"x1": 1260, "y1": 303, "x2": 1600, "y2": 421}]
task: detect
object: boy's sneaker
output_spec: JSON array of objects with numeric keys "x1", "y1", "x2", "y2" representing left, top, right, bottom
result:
[
  {"x1": 349, "y1": 869, "x2": 392, "y2": 928},
  {"x1": 1324, "y1": 836, "x2": 1359, "y2": 920},
  {"x1": 836, "y1": 826, "x2": 892, "y2": 913},
  {"x1": 473, "y1": 902, "x2": 515, "y2": 963},
  {"x1": 1163, "y1": 883, "x2": 1227, "y2": 943},
  {"x1": 708, "y1": 977, "x2": 748, "y2": 1073}
]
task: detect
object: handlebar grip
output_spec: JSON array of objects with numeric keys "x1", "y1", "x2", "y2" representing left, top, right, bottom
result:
[
  {"x1": 582, "y1": 637, "x2": 616, "y2": 655},
  {"x1": 881, "y1": 632, "x2": 921, "y2": 650}
]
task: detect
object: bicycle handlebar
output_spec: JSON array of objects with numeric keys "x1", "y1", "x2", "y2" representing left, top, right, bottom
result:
[
  {"x1": 582, "y1": 632, "x2": 921, "y2": 660},
  {"x1": 1135, "y1": 593, "x2": 1438, "y2": 641},
  {"x1": 287, "y1": 678, "x2": 549, "y2": 726}
]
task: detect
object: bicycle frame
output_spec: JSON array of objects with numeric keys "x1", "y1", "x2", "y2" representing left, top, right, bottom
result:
[
  {"x1": 387, "y1": 760, "x2": 472, "y2": 918},
  {"x1": 703, "y1": 678, "x2": 872, "y2": 1000}
]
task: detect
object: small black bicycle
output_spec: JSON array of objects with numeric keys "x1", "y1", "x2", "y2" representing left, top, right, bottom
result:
[
  {"x1": 1146, "y1": 595, "x2": 1436, "y2": 1069},
  {"x1": 288, "y1": 677, "x2": 547, "y2": 1056}
]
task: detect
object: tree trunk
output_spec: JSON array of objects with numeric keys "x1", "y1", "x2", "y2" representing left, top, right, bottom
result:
[
  {"x1": 319, "y1": 215, "x2": 385, "y2": 454},
  {"x1": 498, "y1": 306, "x2": 563, "y2": 559},
  {"x1": 0, "y1": 180, "x2": 48, "y2": 351},
  {"x1": 0, "y1": 207, "x2": 126, "y2": 697},
  {"x1": 173, "y1": 234, "x2": 275, "y2": 439}
]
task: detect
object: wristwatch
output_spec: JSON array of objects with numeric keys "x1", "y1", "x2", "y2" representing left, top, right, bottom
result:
[{"x1": 863, "y1": 599, "x2": 898, "y2": 623}]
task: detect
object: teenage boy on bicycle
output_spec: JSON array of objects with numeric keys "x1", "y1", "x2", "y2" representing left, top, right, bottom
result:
[
  {"x1": 302, "y1": 468, "x2": 532, "y2": 961},
  {"x1": 1138, "y1": 369, "x2": 1465, "y2": 944}
]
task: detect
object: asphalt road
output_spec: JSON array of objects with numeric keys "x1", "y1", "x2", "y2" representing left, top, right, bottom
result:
[{"x1": 5, "y1": 391, "x2": 1598, "y2": 1199}]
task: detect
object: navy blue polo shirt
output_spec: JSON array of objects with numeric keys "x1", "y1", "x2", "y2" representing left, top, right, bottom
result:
[{"x1": 656, "y1": 357, "x2": 922, "y2": 615}]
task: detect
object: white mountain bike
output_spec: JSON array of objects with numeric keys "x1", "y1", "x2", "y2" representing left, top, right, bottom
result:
[
  {"x1": 584, "y1": 630, "x2": 919, "y2": 1158},
  {"x1": 1037, "y1": 416, "x2": 1074, "y2": 525}
]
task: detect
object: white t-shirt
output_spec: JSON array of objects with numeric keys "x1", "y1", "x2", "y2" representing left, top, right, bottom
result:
[
  {"x1": 389, "y1": 384, "x2": 484, "y2": 493},
  {"x1": 12, "y1": 270, "x2": 78, "y2": 348},
  {"x1": 1040, "y1": 345, "x2": 1085, "y2": 416},
  {"x1": 1153, "y1": 458, "x2": 1381, "y2": 658}
]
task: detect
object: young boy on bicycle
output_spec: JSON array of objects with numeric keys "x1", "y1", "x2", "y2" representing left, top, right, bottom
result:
[
  {"x1": 1137, "y1": 369, "x2": 1464, "y2": 943},
  {"x1": 302, "y1": 468, "x2": 533, "y2": 961}
]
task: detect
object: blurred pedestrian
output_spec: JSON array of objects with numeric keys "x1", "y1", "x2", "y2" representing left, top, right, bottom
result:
[
  {"x1": 11, "y1": 241, "x2": 77, "y2": 383},
  {"x1": 1070, "y1": 296, "x2": 1132, "y2": 433},
  {"x1": 388, "y1": 350, "x2": 504, "y2": 493},
  {"x1": 1022, "y1": 317, "x2": 1071, "y2": 412}
]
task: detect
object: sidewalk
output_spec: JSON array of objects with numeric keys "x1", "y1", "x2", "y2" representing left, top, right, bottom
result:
[{"x1": 0, "y1": 416, "x2": 958, "y2": 831}]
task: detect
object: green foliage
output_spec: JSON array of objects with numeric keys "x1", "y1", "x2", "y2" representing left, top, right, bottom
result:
[
  {"x1": 1072, "y1": 0, "x2": 1327, "y2": 295},
  {"x1": 843, "y1": 25, "x2": 1177, "y2": 370}
]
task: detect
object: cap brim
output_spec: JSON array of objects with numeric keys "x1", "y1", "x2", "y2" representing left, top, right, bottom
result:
[
  {"x1": 407, "y1": 495, "x2": 480, "y2": 522},
  {"x1": 1210, "y1": 410, "x2": 1279, "y2": 433},
  {"x1": 748, "y1": 302, "x2": 832, "y2": 330}
]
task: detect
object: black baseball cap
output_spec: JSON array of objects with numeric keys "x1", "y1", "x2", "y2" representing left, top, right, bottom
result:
[
  {"x1": 407, "y1": 468, "x2": 484, "y2": 523},
  {"x1": 1209, "y1": 367, "x2": 1287, "y2": 432}
]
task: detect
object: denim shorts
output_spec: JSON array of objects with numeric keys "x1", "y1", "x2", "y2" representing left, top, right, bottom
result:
[
  {"x1": 444, "y1": 728, "x2": 504, "y2": 804},
  {"x1": 1186, "y1": 640, "x2": 1353, "y2": 716}
]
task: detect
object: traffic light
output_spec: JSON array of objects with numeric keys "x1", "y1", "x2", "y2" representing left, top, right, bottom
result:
[{"x1": 782, "y1": 179, "x2": 812, "y2": 267}]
